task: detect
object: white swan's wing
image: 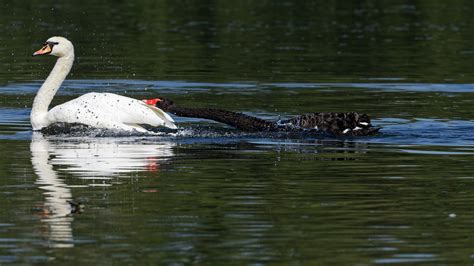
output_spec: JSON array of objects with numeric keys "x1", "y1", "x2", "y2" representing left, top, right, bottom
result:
[
  {"x1": 48, "y1": 93, "x2": 176, "y2": 130},
  {"x1": 140, "y1": 102, "x2": 176, "y2": 128}
]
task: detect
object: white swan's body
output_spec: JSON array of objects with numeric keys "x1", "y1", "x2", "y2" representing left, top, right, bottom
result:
[
  {"x1": 44, "y1": 92, "x2": 176, "y2": 131},
  {"x1": 31, "y1": 36, "x2": 176, "y2": 132}
]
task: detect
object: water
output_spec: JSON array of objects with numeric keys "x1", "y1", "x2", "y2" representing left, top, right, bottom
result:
[{"x1": 2, "y1": 0, "x2": 474, "y2": 264}]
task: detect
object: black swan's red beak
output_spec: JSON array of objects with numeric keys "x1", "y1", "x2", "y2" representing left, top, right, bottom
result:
[{"x1": 143, "y1": 98, "x2": 161, "y2": 105}]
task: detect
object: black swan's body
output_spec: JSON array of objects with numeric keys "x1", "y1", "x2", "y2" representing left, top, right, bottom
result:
[{"x1": 152, "y1": 98, "x2": 380, "y2": 136}]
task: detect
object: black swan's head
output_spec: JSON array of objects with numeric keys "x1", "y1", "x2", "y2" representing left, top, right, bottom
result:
[
  {"x1": 155, "y1": 98, "x2": 175, "y2": 111},
  {"x1": 143, "y1": 97, "x2": 175, "y2": 111}
]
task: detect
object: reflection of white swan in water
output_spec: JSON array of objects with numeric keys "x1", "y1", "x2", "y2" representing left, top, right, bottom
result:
[
  {"x1": 47, "y1": 136, "x2": 174, "y2": 180},
  {"x1": 30, "y1": 133, "x2": 175, "y2": 248},
  {"x1": 31, "y1": 133, "x2": 74, "y2": 248}
]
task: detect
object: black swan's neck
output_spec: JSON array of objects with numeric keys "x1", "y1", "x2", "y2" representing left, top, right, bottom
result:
[
  {"x1": 157, "y1": 100, "x2": 380, "y2": 136},
  {"x1": 166, "y1": 105, "x2": 279, "y2": 132}
]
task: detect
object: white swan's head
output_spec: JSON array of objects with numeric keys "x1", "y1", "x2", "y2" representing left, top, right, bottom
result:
[{"x1": 33, "y1": 36, "x2": 74, "y2": 58}]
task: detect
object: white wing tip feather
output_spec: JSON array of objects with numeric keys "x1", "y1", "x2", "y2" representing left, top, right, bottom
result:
[
  {"x1": 166, "y1": 121, "x2": 178, "y2": 129},
  {"x1": 142, "y1": 102, "x2": 177, "y2": 129}
]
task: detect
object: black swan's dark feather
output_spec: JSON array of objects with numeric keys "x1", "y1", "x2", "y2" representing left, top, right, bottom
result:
[{"x1": 280, "y1": 112, "x2": 381, "y2": 136}]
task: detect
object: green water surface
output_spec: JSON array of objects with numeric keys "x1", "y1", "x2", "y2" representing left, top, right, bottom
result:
[{"x1": 1, "y1": 1, "x2": 474, "y2": 265}]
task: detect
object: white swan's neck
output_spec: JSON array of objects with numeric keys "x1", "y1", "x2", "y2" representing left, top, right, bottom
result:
[{"x1": 31, "y1": 54, "x2": 74, "y2": 130}]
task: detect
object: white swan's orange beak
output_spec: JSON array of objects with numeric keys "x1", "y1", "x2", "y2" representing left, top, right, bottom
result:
[{"x1": 33, "y1": 44, "x2": 52, "y2": 56}]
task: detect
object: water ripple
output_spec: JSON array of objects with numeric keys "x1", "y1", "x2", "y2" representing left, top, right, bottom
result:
[{"x1": 4, "y1": 81, "x2": 474, "y2": 96}]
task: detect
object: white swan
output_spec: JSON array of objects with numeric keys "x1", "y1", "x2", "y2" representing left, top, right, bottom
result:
[{"x1": 31, "y1": 36, "x2": 176, "y2": 132}]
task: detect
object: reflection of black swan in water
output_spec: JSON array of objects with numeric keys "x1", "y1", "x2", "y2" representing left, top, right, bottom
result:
[{"x1": 146, "y1": 98, "x2": 381, "y2": 136}]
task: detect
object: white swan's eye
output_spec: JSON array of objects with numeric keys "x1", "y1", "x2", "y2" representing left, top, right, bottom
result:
[{"x1": 46, "y1": 41, "x2": 59, "y2": 46}]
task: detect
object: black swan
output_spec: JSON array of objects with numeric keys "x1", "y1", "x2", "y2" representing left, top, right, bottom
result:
[{"x1": 144, "y1": 98, "x2": 381, "y2": 136}]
